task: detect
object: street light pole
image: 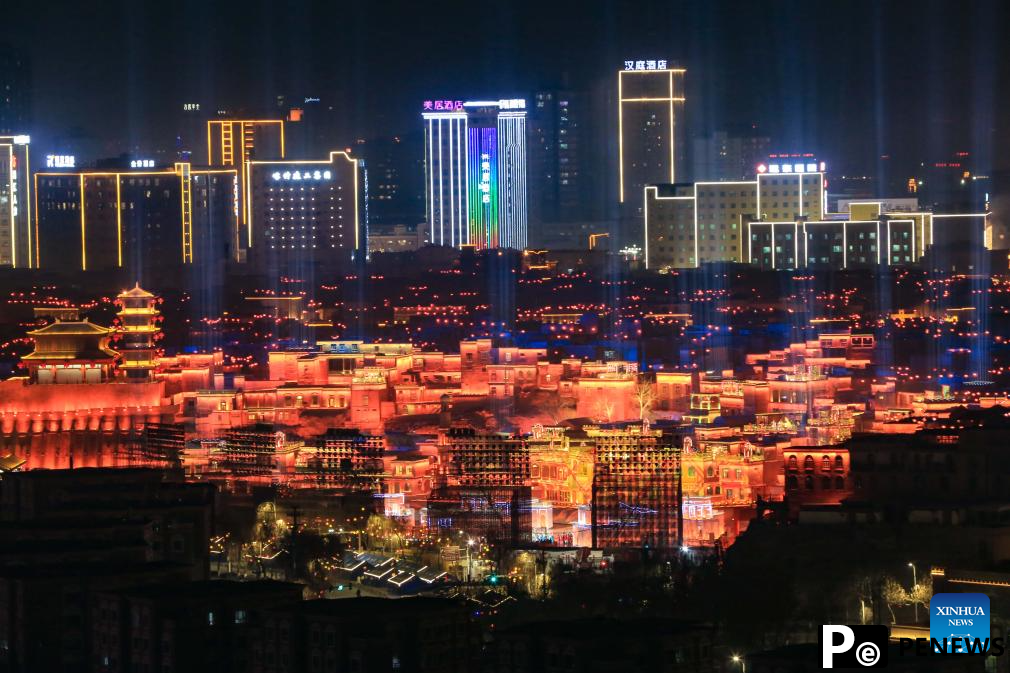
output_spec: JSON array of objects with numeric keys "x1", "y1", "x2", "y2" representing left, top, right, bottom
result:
[{"x1": 908, "y1": 562, "x2": 918, "y2": 623}]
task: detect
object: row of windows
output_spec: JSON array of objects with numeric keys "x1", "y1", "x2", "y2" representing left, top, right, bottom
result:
[
  {"x1": 266, "y1": 185, "x2": 341, "y2": 191},
  {"x1": 655, "y1": 244, "x2": 735, "y2": 253},
  {"x1": 698, "y1": 190, "x2": 754, "y2": 197},
  {"x1": 788, "y1": 455, "x2": 845, "y2": 470},
  {"x1": 753, "y1": 231, "x2": 913, "y2": 242},
  {"x1": 757, "y1": 254, "x2": 908, "y2": 267},
  {"x1": 41, "y1": 177, "x2": 226, "y2": 188},
  {"x1": 760, "y1": 176, "x2": 820, "y2": 186},
  {"x1": 786, "y1": 475, "x2": 846, "y2": 490}
]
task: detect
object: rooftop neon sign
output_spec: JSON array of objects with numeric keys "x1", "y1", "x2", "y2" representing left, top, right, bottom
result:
[
  {"x1": 423, "y1": 100, "x2": 464, "y2": 111},
  {"x1": 623, "y1": 59, "x2": 668, "y2": 71}
]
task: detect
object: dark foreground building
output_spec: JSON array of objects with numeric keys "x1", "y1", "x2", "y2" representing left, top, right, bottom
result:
[
  {"x1": 492, "y1": 617, "x2": 717, "y2": 673},
  {"x1": 250, "y1": 597, "x2": 478, "y2": 673},
  {"x1": 0, "y1": 468, "x2": 216, "y2": 672},
  {"x1": 92, "y1": 580, "x2": 303, "y2": 673}
]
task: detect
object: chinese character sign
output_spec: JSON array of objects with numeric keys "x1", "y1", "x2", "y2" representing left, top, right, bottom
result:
[
  {"x1": 45, "y1": 155, "x2": 75, "y2": 168},
  {"x1": 480, "y1": 153, "x2": 491, "y2": 204},
  {"x1": 623, "y1": 59, "x2": 669, "y2": 71},
  {"x1": 423, "y1": 100, "x2": 464, "y2": 111},
  {"x1": 498, "y1": 99, "x2": 526, "y2": 110}
]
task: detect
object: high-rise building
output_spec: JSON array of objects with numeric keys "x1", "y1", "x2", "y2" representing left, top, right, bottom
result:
[
  {"x1": 245, "y1": 150, "x2": 364, "y2": 272},
  {"x1": 0, "y1": 134, "x2": 31, "y2": 267},
  {"x1": 206, "y1": 119, "x2": 285, "y2": 257},
  {"x1": 528, "y1": 90, "x2": 591, "y2": 241},
  {"x1": 468, "y1": 100, "x2": 527, "y2": 250},
  {"x1": 422, "y1": 101, "x2": 467, "y2": 247},
  {"x1": 206, "y1": 119, "x2": 285, "y2": 167},
  {"x1": 0, "y1": 45, "x2": 30, "y2": 135},
  {"x1": 358, "y1": 135, "x2": 426, "y2": 228},
  {"x1": 690, "y1": 129, "x2": 771, "y2": 182},
  {"x1": 34, "y1": 162, "x2": 239, "y2": 272},
  {"x1": 175, "y1": 100, "x2": 205, "y2": 160},
  {"x1": 422, "y1": 98, "x2": 527, "y2": 250},
  {"x1": 618, "y1": 60, "x2": 685, "y2": 237}
]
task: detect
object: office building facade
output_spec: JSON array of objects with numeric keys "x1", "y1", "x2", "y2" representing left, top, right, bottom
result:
[
  {"x1": 245, "y1": 151, "x2": 364, "y2": 272},
  {"x1": 34, "y1": 162, "x2": 238, "y2": 272},
  {"x1": 746, "y1": 195, "x2": 935, "y2": 271},
  {"x1": 641, "y1": 158, "x2": 988, "y2": 271},
  {"x1": 644, "y1": 157, "x2": 827, "y2": 269},
  {"x1": 358, "y1": 135, "x2": 426, "y2": 228}
]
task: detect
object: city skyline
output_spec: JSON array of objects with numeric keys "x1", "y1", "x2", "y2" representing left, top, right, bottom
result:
[
  {"x1": 1, "y1": 3, "x2": 1010, "y2": 672},
  {"x1": 1, "y1": 0, "x2": 1007, "y2": 178}
]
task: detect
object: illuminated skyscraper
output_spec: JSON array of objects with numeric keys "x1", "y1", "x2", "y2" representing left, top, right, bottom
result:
[
  {"x1": 422, "y1": 98, "x2": 527, "y2": 250},
  {"x1": 206, "y1": 119, "x2": 286, "y2": 167},
  {"x1": 0, "y1": 134, "x2": 31, "y2": 267},
  {"x1": 494, "y1": 102, "x2": 528, "y2": 250},
  {"x1": 618, "y1": 60, "x2": 685, "y2": 240},
  {"x1": 207, "y1": 119, "x2": 285, "y2": 258},
  {"x1": 422, "y1": 101, "x2": 468, "y2": 247}
]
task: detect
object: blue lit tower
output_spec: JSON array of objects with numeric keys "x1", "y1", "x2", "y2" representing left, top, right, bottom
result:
[{"x1": 422, "y1": 98, "x2": 527, "y2": 250}]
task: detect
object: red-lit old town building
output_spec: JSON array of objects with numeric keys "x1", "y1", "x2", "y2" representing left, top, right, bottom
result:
[{"x1": 4, "y1": 304, "x2": 1010, "y2": 552}]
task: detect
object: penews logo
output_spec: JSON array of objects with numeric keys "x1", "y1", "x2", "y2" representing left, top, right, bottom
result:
[
  {"x1": 931, "y1": 593, "x2": 990, "y2": 653},
  {"x1": 821, "y1": 625, "x2": 889, "y2": 668}
]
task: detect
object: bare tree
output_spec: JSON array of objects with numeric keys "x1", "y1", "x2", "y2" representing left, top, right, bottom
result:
[
  {"x1": 594, "y1": 397, "x2": 615, "y2": 423},
  {"x1": 634, "y1": 379, "x2": 656, "y2": 420}
]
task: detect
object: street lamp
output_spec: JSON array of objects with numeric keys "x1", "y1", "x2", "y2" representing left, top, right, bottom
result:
[
  {"x1": 467, "y1": 538, "x2": 475, "y2": 583},
  {"x1": 731, "y1": 654, "x2": 745, "y2": 673},
  {"x1": 908, "y1": 562, "x2": 918, "y2": 623}
]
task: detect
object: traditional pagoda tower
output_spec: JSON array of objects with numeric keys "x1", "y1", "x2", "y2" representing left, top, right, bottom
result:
[
  {"x1": 115, "y1": 284, "x2": 162, "y2": 381},
  {"x1": 23, "y1": 320, "x2": 118, "y2": 384}
]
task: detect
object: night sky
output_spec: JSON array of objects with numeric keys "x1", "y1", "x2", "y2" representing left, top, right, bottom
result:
[{"x1": 3, "y1": 0, "x2": 1008, "y2": 174}]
